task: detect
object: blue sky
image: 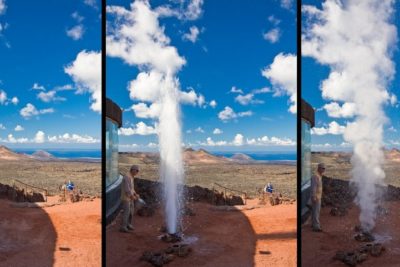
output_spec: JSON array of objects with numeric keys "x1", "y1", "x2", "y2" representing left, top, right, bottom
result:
[
  {"x1": 302, "y1": 0, "x2": 400, "y2": 151},
  {"x1": 107, "y1": 0, "x2": 297, "y2": 152},
  {"x1": 0, "y1": 0, "x2": 101, "y2": 149}
]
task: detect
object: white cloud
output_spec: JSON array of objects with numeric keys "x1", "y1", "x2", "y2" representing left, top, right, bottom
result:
[
  {"x1": 155, "y1": 0, "x2": 203, "y2": 21},
  {"x1": 118, "y1": 121, "x2": 157, "y2": 136},
  {"x1": 179, "y1": 89, "x2": 205, "y2": 107},
  {"x1": 235, "y1": 93, "x2": 264, "y2": 105},
  {"x1": 218, "y1": 106, "x2": 253, "y2": 121},
  {"x1": 209, "y1": 100, "x2": 217, "y2": 108},
  {"x1": 55, "y1": 84, "x2": 74, "y2": 91},
  {"x1": 0, "y1": 90, "x2": 6, "y2": 104},
  {"x1": 268, "y1": 15, "x2": 280, "y2": 26},
  {"x1": 389, "y1": 93, "x2": 398, "y2": 107},
  {"x1": 195, "y1": 127, "x2": 204, "y2": 133},
  {"x1": 14, "y1": 125, "x2": 23, "y2": 131},
  {"x1": 65, "y1": 50, "x2": 101, "y2": 113},
  {"x1": 131, "y1": 102, "x2": 160, "y2": 119},
  {"x1": 107, "y1": 2, "x2": 186, "y2": 74},
  {"x1": 72, "y1": 12, "x2": 84, "y2": 23},
  {"x1": 6, "y1": 134, "x2": 28, "y2": 144},
  {"x1": 11, "y1": 97, "x2": 18, "y2": 105},
  {"x1": 213, "y1": 128, "x2": 222, "y2": 134},
  {"x1": 83, "y1": 0, "x2": 97, "y2": 8},
  {"x1": 33, "y1": 131, "x2": 45, "y2": 143},
  {"x1": 311, "y1": 121, "x2": 346, "y2": 136},
  {"x1": 263, "y1": 28, "x2": 280, "y2": 43},
  {"x1": 199, "y1": 134, "x2": 295, "y2": 147},
  {"x1": 0, "y1": 123, "x2": 5, "y2": 130},
  {"x1": 388, "y1": 126, "x2": 397, "y2": 133},
  {"x1": 182, "y1": 26, "x2": 200, "y2": 43},
  {"x1": 20, "y1": 103, "x2": 54, "y2": 119},
  {"x1": 230, "y1": 86, "x2": 243, "y2": 94},
  {"x1": 262, "y1": 53, "x2": 297, "y2": 113},
  {"x1": 280, "y1": 0, "x2": 293, "y2": 10},
  {"x1": 66, "y1": 25, "x2": 85, "y2": 40},
  {"x1": 32, "y1": 83, "x2": 45, "y2": 91},
  {"x1": 323, "y1": 102, "x2": 356, "y2": 118},
  {"x1": 47, "y1": 133, "x2": 99, "y2": 143},
  {"x1": 37, "y1": 90, "x2": 66, "y2": 103},
  {"x1": 232, "y1": 133, "x2": 244, "y2": 146},
  {"x1": 0, "y1": 0, "x2": 6, "y2": 15},
  {"x1": 186, "y1": 129, "x2": 192, "y2": 134},
  {"x1": 147, "y1": 142, "x2": 158, "y2": 148}
]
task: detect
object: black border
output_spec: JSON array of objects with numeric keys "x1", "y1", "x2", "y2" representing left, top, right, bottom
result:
[
  {"x1": 296, "y1": 0, "x2": 302, "y2": 266},
  {"x1": 101, "y1": 0, "x2": 106, "y2": 266}
]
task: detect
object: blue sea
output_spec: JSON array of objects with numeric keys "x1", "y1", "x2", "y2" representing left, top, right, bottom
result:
[
  {"x1": 211, "y1": 151, "x2": 296, "y2": 164},
  {"x1": 14, "y1": 149, "x2": 101, "y2": 160}
]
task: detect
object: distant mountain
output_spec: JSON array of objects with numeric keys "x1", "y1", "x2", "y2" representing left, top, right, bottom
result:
[
  {"x1": 31, "y1": 150, "x2": 57, "y2": 161},
  {"x1": 386, "y1": 148, "x2": 400, "y2": 162},
  {"x1": 0, "y1": 146, "x2": 32, "y2": 161},
  {"x1": 230, "y1": 153, "x2": 254, "y2": 163},
  {"x1": 183, "y1": 148, "x2": 227, "y2": 164}
]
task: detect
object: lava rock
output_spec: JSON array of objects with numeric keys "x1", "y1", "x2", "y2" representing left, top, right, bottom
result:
[
  {"x1": 165, "y1": 244, "x2": 192, "y2": 257},
  {"x1": 354, "y1": 232, "x2": 375, "y2": 242},
  {"x1": 370, "y1": 243, "x2": 385, "y2": 257},
  {"x1": 161, "y1": 233, "x2": 182, "y2": 243}
]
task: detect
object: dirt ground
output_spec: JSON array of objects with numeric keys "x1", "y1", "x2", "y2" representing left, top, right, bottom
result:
[
  {"x1": 106, "y1": 199, "x2": 297, "y2": 267},
  {"x1": 302, "y1": 201, "x2": 400, "y2": 267},
  {"x1": 0, "y1": 197, "x2": 101, "y2": 267}
]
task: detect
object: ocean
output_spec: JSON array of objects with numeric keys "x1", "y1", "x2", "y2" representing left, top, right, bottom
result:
[
  {"x1": 211, "y1": 151, "x2": 296, "y2": 163},
  {"x1": 14, "y1": 149, "x2": 101, "y2": 160}
]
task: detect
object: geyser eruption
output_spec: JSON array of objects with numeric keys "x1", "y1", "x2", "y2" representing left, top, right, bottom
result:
[
  {"x1": 107, "y1": 0, "x2": 187, "y2": 234},
  {"x1": 303, "y1": 0, "x2": 397, "y2": 231},
  {"x1": 158, "y1": 74, "x2": 185, "y2": 234}
]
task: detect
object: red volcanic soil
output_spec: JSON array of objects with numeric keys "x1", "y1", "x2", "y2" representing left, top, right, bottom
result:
[
  {"x1": 106, "y1": 199, "x2": 297, "y2": 267},
  {"x1": 302, "y1": 201, "x2": 400, "y2": 267},
  {"x1": 0, "y1": 197, "x2": 101, "y2": 267}
]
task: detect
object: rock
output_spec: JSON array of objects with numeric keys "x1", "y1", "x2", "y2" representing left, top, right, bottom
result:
[
  {"x1": 354, "y1": 232, "x2": 375, "y2": 242},
  {"x1": 370, "y1": 243, "x2": 385, "y2": 257},
  {"x1": 165, "y1": 244, "x2": 192, "y2": 257},
  {"x1": 161, "y1": 233, "x2": 182, "y2": 243}
]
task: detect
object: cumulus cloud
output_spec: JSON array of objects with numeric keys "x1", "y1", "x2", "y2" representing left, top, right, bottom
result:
[
  {"x1": 235, "y1": 93, "x2": 264, "y2": 106},
  {"x1": 199, "y1": 134, "x2": 295, "y2": 147},
  {"x1": 155, "y1": 0, "x2": 203, "y2": 21},
  {"x1": 182, "y1": 26, "x2": 200, "y2": 43},
  {"x1": 209, "y1": 100, "x2": 217, "y2": 108},
  {"x1": 147, "y1": 142, "x2": 158, "y2": 148},
  {"x1": 195, "y1": 127, "x2": 204, "y2": 133},
  {"x1": 131, "y1": 102, "x2": 160, "y2": 119},
  {"x1": 218, "y1": 106, "x2": 253, "y2": 122},
  {"x1": 20, "y1": 103, "x2": 54, "y2": 119},
  {"x1": 118, "y1": 121, "x2": 157, "y2": 136},
  {"x1": 213, "y1": 128, "x2": 222, "y2": 134},
  {"x1": 230, "y1": 86, "x2": 243, "y2": 94},
  {"x1": 14, "y1": 125, "x2": 23, "y2": 131},
  {"x1": 33, "y1": 131, "x2": 45, "y2": 143},
  {"x1": 179, "y1": 89, "x2": 205, "y2": 107},
  {"x1": 65, "y1": 50, "x2": 101, "y2": 113},
  {"x1": 0, "y1": 90, "x2": 18, "y2": 105},
  {"x1": 47, "y1": 133, "x2": 99, "y2": 143},
  {"x1": 311, "y1": 121, "x2": 346, "y2": 136},
  {"x1": 280, "y1": 0, "x2": 293, "y2": 10},
  {"x1": 263, "y1": 28, "x2": 280, "y2": 43},
  {"x1": 32, "y1": 83, "x2": 45, "y2": 91},
  {"x1": 232, "y1": 133, "x2": 244, "y2": 146},
  {"x1": 323, "y1": 102, "x2": 356, "y2": 118},
  {"x1": 0, "y1": 0, "x2": 6, "y2": 15},
  {"x1": 83, "y1": 0, "x2": 97, "y2": 8},
  {"x1": 0, "y1": 90, "x2": 6, "y2": 104},
  {"x1": 262, "y1": 53, "x2": 297, "y2": 113},
  {"x1": 66, "y1": 25, "x2": 85, "y2": 40},
  {"x1": 37, "y1": 90, "x2": 66, "y2": 103}
]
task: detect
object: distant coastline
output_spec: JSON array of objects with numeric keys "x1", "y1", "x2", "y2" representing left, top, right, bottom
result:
[{"x1": 13, "y1": 149, "x2": 101, "y2": 161}]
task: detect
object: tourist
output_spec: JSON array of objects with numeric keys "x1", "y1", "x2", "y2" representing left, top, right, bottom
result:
[
  {"x1": 311, "y1": 163, "x2": 325, "y2": 232},
  {"x1": 120, "y1": 165, "x2": 140, "y2": 233}
]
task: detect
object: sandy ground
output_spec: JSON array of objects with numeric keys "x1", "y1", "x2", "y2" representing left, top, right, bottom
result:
[
  {"x1": 302, "y1": 201, "x2": 400, "y2": 267},
  {"x1": 0, "y1": 197, "x2": 101, "y2": 267},
  {"x1": 106, "y1": 199, "x2": 296, "y2": 267}
]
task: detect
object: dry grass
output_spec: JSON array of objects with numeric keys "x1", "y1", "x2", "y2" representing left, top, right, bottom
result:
[
  {"x1": 0, "y1": 160, "x2": 101, "y2": 196},
  {"x1": 119, "y1": 153, "x2": 297, "y2": 199},
  {"x1": 311, "y1": 152, "x2": 400, "y2": 187}
]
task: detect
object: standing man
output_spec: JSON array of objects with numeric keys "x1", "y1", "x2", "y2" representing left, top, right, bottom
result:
[
  {"x1": 120, "y1": 165, "x2": 140, "y2": 233},
  {"x1": 311, "y1": 163, "x2": 325, "y2": 232}
]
